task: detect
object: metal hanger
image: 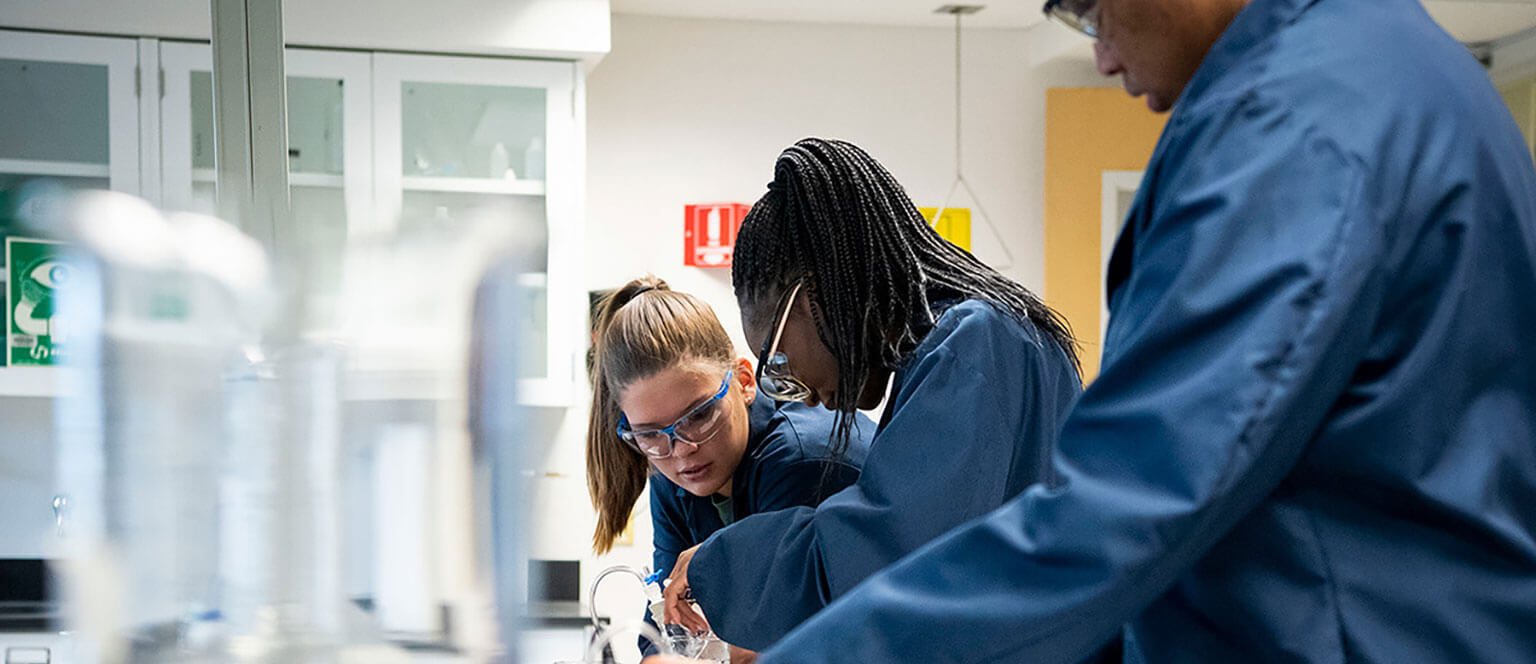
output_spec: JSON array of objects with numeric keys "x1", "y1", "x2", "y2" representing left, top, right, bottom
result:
[{"x1": 932, "y1": 4, "x2": 1015, "y2": 268}]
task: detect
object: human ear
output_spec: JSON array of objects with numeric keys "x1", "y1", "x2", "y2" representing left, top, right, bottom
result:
[{"x1": 733, "y1": 357, "x2": 757, "y2": 403}]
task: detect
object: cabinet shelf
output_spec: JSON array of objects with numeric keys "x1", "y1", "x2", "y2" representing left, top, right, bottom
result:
[
  {"x1": 344, "y1": 368, "x2": 569, "y2": 406},
  {"x1": 400, "y1": 176, "x2": 545, "y2": 196},
  {"x1": 0, "y1": 363, "x2": 566, "y2": 402},
  {"x1": 0, "y1": 366, "x2": 79, "y2": 398},
  {"x1": 192, "y1": 168, "x2": 344, "y2": 188},
  {"x1": 0, "y1": 158, "x2": 110, "y2": 178}
]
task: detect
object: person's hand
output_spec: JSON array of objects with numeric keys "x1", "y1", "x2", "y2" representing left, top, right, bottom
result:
[
  {"x1": 663, "y1": 545, "x2": 711, "y2": 634},
  {"x1": 641, "y1": 657, "x2": 708, "y2": 664}
]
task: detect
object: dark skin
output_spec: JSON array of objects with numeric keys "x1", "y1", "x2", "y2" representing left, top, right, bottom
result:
[
  {"x1": 744, "y1": 284, "x2": 890, "y2": 412},
  {"x1": 1093, "y1": 0, "x2": 1251, "y2": 113}
]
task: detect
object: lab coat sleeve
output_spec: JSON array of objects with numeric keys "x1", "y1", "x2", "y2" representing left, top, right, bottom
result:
[
  {"x1": 650, "y1": 481, "x2": 690, "y2": 577},
  {"x1": 689, "y1": 304, "x2": 1078, "y2": 651},
  {"x1": 750, "y1": 439, "x2": 864, "y2": 513},
  {"x1": 757, "y1": 101, "x2": 1385, "y2": 663}
]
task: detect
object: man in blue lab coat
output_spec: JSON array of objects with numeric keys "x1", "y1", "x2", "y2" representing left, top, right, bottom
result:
[{"x1": 648, "y1": 0, "x2": 1536, "y2": 661}]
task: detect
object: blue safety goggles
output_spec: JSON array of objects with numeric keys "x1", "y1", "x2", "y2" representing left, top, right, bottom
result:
[{"x1": 617, "y1": 373, "x2": 732, "y2": 459}]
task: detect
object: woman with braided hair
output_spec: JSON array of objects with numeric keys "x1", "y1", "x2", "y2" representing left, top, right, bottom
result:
[{"x1": 659, "y1": 138, "x2": 1083, "y2": 651}]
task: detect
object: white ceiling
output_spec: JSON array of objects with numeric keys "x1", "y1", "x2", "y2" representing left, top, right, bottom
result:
[
  {"x1": 611, "y1": 0, "x2": 1044, "y2": 30},
  {"x1": 1424, "y1": 0, "x2": 1536, "y2": 43},
  {"x1": 612, "y1": 0, "x2": 1536, "y2": 44}
]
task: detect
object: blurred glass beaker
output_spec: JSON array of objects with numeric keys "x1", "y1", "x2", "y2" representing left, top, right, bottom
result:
[{"x1": 33, "y1": 190, "x2": 274, "y2": 663}]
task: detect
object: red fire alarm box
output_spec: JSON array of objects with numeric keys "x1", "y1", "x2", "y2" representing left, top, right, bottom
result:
[{"x1": 683, "y1": 203, "x2": 749, "y2": 268}]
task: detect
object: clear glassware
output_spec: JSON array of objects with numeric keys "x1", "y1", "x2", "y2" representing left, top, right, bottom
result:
[
  {"x1": 586, "y1": 620, "x2": 671, "y2": 664},
  {"x1": 588, "y1": 565, "x2": 728, "y2": 663},
  {"x1": 29, "y1": 190, "x2": 274, "y2": 664}
]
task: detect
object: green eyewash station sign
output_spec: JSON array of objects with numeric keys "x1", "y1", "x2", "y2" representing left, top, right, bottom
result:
[{"x1": 7, "y1": 237, "x2": 76, "y2": 367}]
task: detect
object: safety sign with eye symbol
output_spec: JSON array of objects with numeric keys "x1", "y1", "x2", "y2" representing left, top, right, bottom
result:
[{"x1": 7, "y1": 237, "x2": 75, "y2": 367}]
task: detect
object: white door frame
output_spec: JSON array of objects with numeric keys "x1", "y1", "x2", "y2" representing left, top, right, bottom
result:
[{"x1": 1100, "y1": 170, "x2": 1143, "y2": 346}]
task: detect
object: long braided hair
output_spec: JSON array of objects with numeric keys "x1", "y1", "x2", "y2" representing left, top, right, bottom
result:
[{"x1": 732, "y1": 138, "x2": 1080, "y2": 455}]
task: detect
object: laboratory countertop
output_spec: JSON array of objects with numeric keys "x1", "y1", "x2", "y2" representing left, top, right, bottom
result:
[{"x1": 523, "y1": 601, "x2": 595, "y2": 629}]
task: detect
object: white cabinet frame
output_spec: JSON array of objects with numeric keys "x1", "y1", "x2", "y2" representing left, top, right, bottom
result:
[{"x1": 3, "y1": 35, "x2": 582, "y2": 406}]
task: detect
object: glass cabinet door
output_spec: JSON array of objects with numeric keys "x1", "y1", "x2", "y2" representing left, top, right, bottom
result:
[
  {"x1": 159, "y1": 44, "x2": 372, "y2": 312},
  {"x1": 0, "y1": 30, "x2": 140, "y2": 199},
  {"x1": 372, "y1": 53, "x2": 580, "y2": 402}
]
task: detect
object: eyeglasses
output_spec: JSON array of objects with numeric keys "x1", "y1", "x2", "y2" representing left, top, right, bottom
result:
[
  {"x1": 755, "y1": 281, "x2": 813, "y2": 403},
  {"x1": 1042, "y1": 0, "x2": 1099, "y2": 38},
  {"x1": 617, "y1": 373, "x2": 732, "y2": 459}
]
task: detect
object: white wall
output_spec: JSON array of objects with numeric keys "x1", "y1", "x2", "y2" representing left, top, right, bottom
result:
[
  {"x1": 587, "y1": 13, "x2": 1106, "y2": 348},
  {"x1": 0, "y1": 0, "x2": 610, "y2": 62},
  {"x1": 548, "y1": 12, "x2": 1110, "y2": 625}
]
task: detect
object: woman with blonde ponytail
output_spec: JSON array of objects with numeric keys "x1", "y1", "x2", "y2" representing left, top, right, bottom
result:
[{"x1": 586, "y1": 276, "x2": 873, "y2": 660}]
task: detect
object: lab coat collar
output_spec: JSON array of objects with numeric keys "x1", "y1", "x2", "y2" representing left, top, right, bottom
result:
[{"x1": 1175, "y1": 0, "x2": 1325, "y2": 111}]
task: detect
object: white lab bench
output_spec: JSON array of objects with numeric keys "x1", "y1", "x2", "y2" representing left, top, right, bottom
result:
[{"x1": 0, "y1": 631, "x2": 599, "y2": 664}]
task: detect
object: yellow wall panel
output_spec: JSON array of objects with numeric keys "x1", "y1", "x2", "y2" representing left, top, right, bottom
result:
[
  {"x1": 1044, "y1": 88, "x2": 1167, "y2": 381},
  {"x1": 1499, "y1": 76, "x2": 1535, "y2": 160}
]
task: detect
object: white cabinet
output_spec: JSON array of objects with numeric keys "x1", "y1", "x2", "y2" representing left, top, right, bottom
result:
[
  {"x1": 0, "y1": 30, "x2": 586, "y2": 564},
  {"x1": 154, "y1": 45, "x2": 583, "y2": 405},
  {"x1": 1, "y1": 34, "x2": 585, "y2": 406}
]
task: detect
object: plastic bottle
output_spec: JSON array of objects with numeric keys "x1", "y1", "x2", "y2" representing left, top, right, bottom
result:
[{"x1": 489, "y1": 142, "x2": 512, "y2": 180}]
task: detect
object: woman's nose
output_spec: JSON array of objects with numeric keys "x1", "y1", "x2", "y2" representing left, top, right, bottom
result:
[{"x1": 670, "y1": 438, "x2": 702, "y2": 458}]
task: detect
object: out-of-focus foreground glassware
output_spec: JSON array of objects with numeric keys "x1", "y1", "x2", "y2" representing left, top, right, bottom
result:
[
  {"x1": 25, "y1": 187, "x2": 275, "y2": 664},
  {"x1": 11, "y1": 182, "x2": 542, "y2": 664}
]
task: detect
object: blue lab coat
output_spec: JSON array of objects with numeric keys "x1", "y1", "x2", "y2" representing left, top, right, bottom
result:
[
  {"x1": 639, "y1": 397, "x2": 871, "y2": 654},
  {"x1": 689, "y1": 299, "x2": 1084, "y2": 650},
  {"x1": 755, "y1": 0, "x2": 1536, "y2": 662}
]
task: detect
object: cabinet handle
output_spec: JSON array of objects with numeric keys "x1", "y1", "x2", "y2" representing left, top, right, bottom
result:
[{"x1": 52, "y1": 494, "x2": 69, "y2": 537}]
